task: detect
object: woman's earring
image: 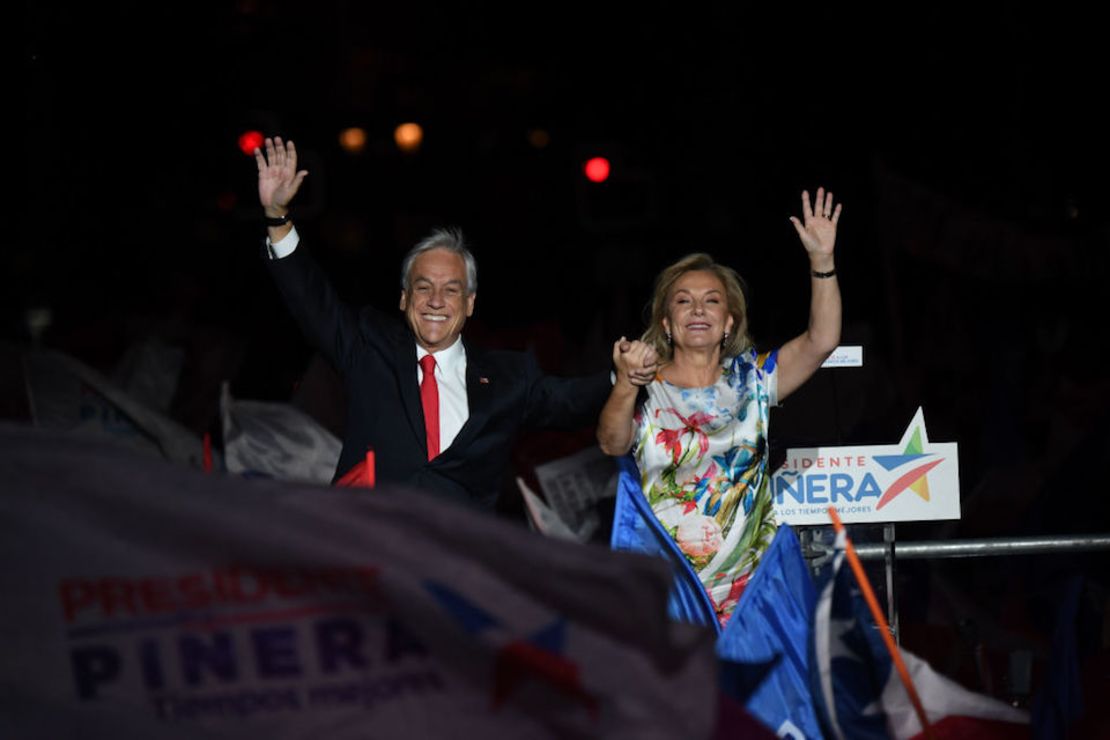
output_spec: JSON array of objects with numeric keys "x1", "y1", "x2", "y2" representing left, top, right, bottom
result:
[
  {"x1": 666, "y1": 331, "x2": 673, "y2": 345},
  {"x1": 722, "y1": 331, "x2": 729, "y2": 346}
]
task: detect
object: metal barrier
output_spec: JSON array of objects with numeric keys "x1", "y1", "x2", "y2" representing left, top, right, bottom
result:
[
  {"x1": 800, "y1": 530, "x2": 1110, "y2": 642},
  {"x1": 851, "y1": 533, "x2": 1110, "y2": 561}
]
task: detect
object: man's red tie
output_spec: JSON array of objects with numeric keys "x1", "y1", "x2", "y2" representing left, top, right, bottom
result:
[{"x1": 419, "y1": 354, "x2": 440, "y2": 460}]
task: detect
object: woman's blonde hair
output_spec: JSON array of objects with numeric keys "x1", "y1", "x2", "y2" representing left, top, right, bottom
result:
[{"x1": 641, "y1": 253, "x2": 752, "y2": 363}]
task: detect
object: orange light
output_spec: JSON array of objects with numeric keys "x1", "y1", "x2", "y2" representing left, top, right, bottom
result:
[
  {"x1": 338, "y1": 127, "x2": 367, "y2": 153},
  {"x1": 527, "y1": 128, "x2": 551, "y2": 149},
  {"x1": 394, "y1": 122, "x2": 424, "y2": 153},
  {"x1": 238, "y1": 130, "x2": 264, "y2": 156},
  {"x1": 584, "y1": 157, "x2": 610, "y2": 183}
]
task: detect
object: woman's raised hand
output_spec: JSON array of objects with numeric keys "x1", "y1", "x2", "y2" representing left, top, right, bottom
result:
[{"x1": 789, "y1": 187, "x2": 841, "y2": 262}]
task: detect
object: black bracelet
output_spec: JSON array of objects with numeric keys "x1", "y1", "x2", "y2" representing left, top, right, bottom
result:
[
  {"x1": 811, "y1": 269, "x2": 836, "y2": 279},
  {"x1": 264, "y1": 213, "x2": 290, "y2": 227}
]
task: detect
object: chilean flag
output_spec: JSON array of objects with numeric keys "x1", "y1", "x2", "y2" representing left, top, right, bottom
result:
[{"x1": 810, "y1": 530, "x2": 1030, "y2": 739}]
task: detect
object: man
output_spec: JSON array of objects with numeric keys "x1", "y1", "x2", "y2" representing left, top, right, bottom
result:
[{"x1": 255, "y1": 137, "x2": 652, "y2": 510}]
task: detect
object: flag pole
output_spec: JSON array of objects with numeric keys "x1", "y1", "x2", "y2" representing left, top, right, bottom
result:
[{"x1": 827, "y1": 506, "x2": 933, "y2": 739}]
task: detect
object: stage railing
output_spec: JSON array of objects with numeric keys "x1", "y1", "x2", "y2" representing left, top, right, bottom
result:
[
  {"x1": 800, "y1": 530, "x2": 1110, "y2": 643},
  {"x1": 850, "y1": 532, "x2": 1110, "y2": 561}
]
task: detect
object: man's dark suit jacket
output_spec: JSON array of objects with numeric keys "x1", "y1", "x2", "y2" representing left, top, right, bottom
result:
[{"x1": 266, "y1": 243, "x2": 612, "y2": 510}]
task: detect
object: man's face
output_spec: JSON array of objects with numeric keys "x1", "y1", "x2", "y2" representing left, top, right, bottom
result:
[{"x1": 399, "y1": 248, "x2": 475, "y2": 352}]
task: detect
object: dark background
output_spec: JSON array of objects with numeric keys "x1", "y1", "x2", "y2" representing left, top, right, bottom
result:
[{"x1": 19, "y1": 0, "x2": 1110, "y2": 714}]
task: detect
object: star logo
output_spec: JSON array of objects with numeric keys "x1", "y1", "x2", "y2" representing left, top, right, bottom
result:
[{"x1": 871, "y1": 423, "x2": 945, "y2": 510}]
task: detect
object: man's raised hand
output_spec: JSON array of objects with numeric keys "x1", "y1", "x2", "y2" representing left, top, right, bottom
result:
[{"x1": 255, "y1": 136, "x2": 308, "y2": 217}]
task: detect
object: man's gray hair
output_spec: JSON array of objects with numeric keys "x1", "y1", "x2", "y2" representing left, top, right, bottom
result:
[{"x1": 400, "y1": 227, "x2": 478, "y2": 294}]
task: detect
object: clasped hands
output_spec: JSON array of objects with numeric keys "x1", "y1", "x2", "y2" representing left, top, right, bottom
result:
[{"x1": 612, "y1": 337, "x2": 659, "y2": 388}]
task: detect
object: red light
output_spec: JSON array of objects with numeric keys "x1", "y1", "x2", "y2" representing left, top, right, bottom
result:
[
  {"x1": 584, "y1": 157, "x2": 610, "y2": 183},
  {"x1": 216, "y1": 191, "x2": 237, "y2": 212},
  {"x1": 238, "y1": 130, "x2": 264, "y2": 156}
]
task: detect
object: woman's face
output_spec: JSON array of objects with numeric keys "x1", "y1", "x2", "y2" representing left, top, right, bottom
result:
[{"x1": 662, "y1": 270, "x2": 735, "y2": 353}]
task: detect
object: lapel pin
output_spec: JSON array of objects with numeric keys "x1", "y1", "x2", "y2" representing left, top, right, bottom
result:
[{"x1": 479, "y1": 376, "x2": 490, "y2": 384}]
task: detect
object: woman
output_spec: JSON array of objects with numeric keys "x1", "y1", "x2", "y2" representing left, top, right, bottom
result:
[{"x1": 599, "y1": 188, "x2": 842, "y2": 626}]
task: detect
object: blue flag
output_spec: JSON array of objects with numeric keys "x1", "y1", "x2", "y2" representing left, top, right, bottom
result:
[
  {"x1": 611, "y1": 455, "x2": 718, "y2": 628},
  {"x1": 612, "y1": 456, "x2": 824, "y2": 738},
  {"x1": 1031, "y1": 576, "x2": 1083, "y2": 740},
  {"x1": 720, "y1": 525, "x2": 823, "y2": 738},
  {"x1": 809, "y1": 529, "x2": 891, "y2": 739}
]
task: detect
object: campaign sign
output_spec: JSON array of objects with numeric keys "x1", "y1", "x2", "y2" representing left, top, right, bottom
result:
[
  {"x1": 771, "y1": 408, "x2": 959, "y2": 525},
  {"x1": 0, "y1": 426, "x2": 718, "y2": 739}
]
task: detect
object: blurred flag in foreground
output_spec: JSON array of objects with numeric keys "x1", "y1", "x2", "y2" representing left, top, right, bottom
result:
[{"x1": 0, "y1": 426, "x2": 718, "y2": 738}]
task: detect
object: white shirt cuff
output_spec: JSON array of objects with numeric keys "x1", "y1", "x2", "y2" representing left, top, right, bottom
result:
[{"x1": 266, "y1": 226, "x2": 300, "y2": 259}]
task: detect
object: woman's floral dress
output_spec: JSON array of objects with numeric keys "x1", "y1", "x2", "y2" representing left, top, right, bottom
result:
[{"x1": 632, "y1": 348, "x2": 780, "y2": 627}]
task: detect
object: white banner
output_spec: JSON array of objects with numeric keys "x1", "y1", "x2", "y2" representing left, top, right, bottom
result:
[
  {"x1": 0, "y1": 424, "x2": 717, "y2": 739},
  {"x1": 220, "y1": 383, "x2": 341, "y2": 483},
  {"x1": 771, "y1": 408, "x2": 960, "y2": 525},
  {"x1": 820, "y1": 345, "x2": 863, "y2": 368},
  {"x1": 533, "y1": 446, "x2": 618, "y2": 542},
  {"x1": 23, "y1": 350, "x2": 210, "y2": 468}
]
